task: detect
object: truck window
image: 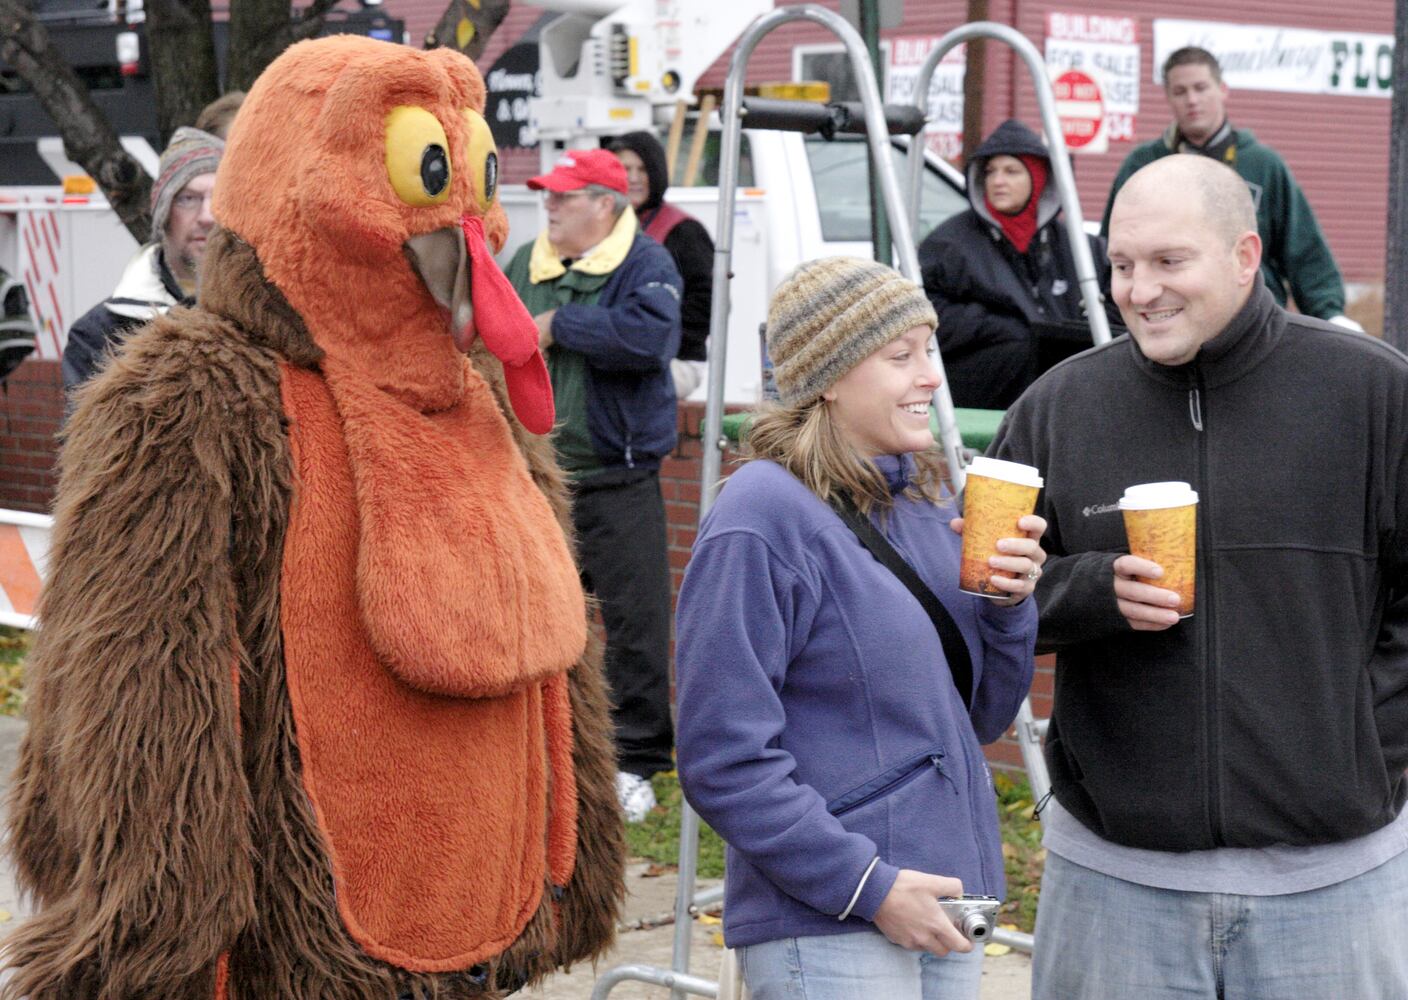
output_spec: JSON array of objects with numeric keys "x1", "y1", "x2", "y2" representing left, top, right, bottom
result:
[
  {"x1": 804, "y1": 138, "x2": 967, "y2": 243},
  {"x1": 674, "y1": 131, "x2": 754, "y2": 188}
]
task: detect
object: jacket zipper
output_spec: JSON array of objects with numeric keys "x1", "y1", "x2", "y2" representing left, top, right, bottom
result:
[
  {"x1": 827, "y1": 752, "x2": 949, "y2": 817},
  {"x1": 1193, "y1": 364, "x2": 1223, "y2": 843}
]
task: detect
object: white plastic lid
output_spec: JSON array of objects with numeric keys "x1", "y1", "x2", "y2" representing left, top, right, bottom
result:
[
  {"x1": 1119, "y1": 481, "x2": 1199, "y2": 509},
  {"x1": 966, "y1": 456, "x2": 1044, "y2": 488}
]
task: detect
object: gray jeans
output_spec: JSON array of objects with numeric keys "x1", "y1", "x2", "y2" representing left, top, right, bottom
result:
[{"x1": 1033, "y1": 847, "x2": 1408, "y2": 999}]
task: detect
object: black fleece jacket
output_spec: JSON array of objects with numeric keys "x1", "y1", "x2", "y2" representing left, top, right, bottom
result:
[{"x1": 992, "y1": 283, "x2": 1408, "y2": 852}]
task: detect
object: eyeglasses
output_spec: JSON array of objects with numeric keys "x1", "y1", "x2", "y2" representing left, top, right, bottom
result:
[{"x1": 172, "y1": 190, "x2": 214, "y2": 213}]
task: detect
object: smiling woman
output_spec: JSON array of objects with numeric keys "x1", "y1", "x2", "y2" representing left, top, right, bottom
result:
[{"x1": 674, "y1": 256, "x2": 1048, "y2": 1000}]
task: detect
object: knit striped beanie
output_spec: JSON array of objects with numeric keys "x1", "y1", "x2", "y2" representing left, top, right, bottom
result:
[
  {"x1": 150, "y1": 126, "x2": 224, "y2": 240},
  {"x1": 766, "y1": 256, "x2": 937, "y2": 406}
]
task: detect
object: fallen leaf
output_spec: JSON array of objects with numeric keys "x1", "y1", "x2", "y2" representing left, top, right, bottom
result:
[
  {"x1": 698, "y1": 913, "x2": 722, "y2": 925},
  {"x1": 0, "y1": 909, "x2": 10, "y2": 923},
  {"x1": 984, "y1": 942, "x2": 1012, "y2": 957},
  {"x1": 711, "y1": 931, "x2": 725, "y2": 948}
]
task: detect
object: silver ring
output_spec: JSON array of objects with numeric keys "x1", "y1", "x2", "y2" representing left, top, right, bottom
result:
[{"x1": 1026, "y1": 566, "x2": 1041, "y2": 582}]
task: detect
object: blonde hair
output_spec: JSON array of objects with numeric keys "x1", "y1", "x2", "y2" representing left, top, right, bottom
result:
[{"x1": 746, "y1": 398, "x2": 949, "y2": 517}]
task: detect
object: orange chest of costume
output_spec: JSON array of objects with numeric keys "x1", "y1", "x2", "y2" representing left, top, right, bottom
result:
[{"x1": 276, "y1": 356, "x2": 586, "y2": 971}]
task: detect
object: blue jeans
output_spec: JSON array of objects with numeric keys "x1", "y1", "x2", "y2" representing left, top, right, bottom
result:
[
  {"x1": 1033, "y1": 848, "x2": 1408, "y2": 999},
  {"x1": 738, "y1": 930, "x2": 984, "y2": 1000}
]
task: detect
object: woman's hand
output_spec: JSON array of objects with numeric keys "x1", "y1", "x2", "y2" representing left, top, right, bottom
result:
[
  {"x1": 950, "y1": 514, "x2": 1048, "y2": 605},
  {"x1": 872, "y1": 869, "x2": 973, "y2": 956}
]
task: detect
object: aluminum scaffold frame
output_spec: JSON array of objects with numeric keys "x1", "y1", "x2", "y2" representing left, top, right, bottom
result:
[{"x1": 592, "y1": 10, "x2": 1114, "y2": 998}]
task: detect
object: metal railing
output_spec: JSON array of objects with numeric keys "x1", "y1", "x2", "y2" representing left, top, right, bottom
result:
[{"x1": 594, "y1": 11, "x2": 1119, "y2": 997}]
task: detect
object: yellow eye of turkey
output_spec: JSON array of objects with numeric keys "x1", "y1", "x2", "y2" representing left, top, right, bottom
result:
[
  {"x1": 384, "y1": 106, "x2": 452, "y2": 206},
  {"x1": 461, "y1": 109, "x2": 499, "y2": 210}
]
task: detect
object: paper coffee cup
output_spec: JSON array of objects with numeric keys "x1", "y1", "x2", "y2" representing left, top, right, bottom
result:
[
  {"x1": 1119, "y1": 481, "x2": 1198, "y2": 618},
  {"x1": 959, "y1": 457, "x2": 1044, "y2": 599}
]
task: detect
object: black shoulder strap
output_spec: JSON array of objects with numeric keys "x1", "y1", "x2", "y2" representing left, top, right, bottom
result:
[{"x1": 831, "y1": 496, "x2": 975, "y2": 710}]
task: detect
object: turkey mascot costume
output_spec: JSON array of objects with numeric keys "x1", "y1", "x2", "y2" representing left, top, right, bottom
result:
[{"x1": 3, "y1": 36, "x2": 626, "y2": 999}]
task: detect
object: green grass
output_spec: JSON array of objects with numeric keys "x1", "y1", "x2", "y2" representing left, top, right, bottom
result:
[
  {"x1": 993, "y1": 769, "x2": 1044, "y2": 932},
  {"x1": 626, "y1": 771, "x2": 726, "y2": 878},
  {"x1": 627, "y1": 768, "x2": 1045, "y2": 933},
  {"x1": 0, "y1": 626, "x2": 28, "y2": 717}
]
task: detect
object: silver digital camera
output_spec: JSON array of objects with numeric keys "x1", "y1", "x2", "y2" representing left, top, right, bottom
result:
[{"x1": 938, "y1": 894, "x2": 1001, "y2": 942}]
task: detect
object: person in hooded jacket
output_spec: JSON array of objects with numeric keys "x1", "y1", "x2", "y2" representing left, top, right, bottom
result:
[
  {"x1": 918, "y1": 119, "x2": 1119, "y2": 410},
  {"x1": 608, "y1": 131, "x2": 713, "y2": 399}
]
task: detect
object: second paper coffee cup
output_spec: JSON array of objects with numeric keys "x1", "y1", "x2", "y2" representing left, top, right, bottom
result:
[
  {"x1": 1119, "y1": 481, "x2": 1198, "y2": 618},
  {"x1": 959, "y1": 457, "x2": 1044, "y2": 598}
]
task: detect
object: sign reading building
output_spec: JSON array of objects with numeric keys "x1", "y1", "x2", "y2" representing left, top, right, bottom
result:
[{"x1": 1044, "y1": 12, "x2": 1139, "y2": 143}]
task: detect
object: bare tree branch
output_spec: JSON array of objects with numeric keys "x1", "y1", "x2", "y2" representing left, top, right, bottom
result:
[
  {"x1": 227, "y1": 0, "x2": 291, "y2": 91},
  {"x1": 425, "y1": 0, "x2": 511, "y2": 59},
  {"x1": 146, "y1": 0, "x2": 220, "y2": 143},
  {"x1": 0, "y1": 0, "x2": 152, "y2": 243},
  {"x1": 285, "y1": 0, "x2": 341, "y2": 43},
  {"x1": 228, "y1": 0, "x2": 342, "y2": 90}
]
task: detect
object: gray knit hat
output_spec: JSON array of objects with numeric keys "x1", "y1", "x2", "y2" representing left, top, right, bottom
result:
[
  {"x1": 766, "y1": 256, "x2": 937, "y2": 406},
  {"x1": 150, "y1": 126, "x2": 224, "y2": 240}
]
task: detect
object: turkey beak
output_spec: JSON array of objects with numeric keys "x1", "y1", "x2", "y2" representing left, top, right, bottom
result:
[{"x1": 405, "y1": 227, "x2": 476, "y2": 352}]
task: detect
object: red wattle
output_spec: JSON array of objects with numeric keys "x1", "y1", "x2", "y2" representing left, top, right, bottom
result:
[{"x1": 462, "y1": 215, "x2": 556, "y2": 435}]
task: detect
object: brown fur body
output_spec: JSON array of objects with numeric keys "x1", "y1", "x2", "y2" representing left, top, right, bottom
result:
[{"x1": 2, "y1": 226, "x2": 625, "y2": 998}]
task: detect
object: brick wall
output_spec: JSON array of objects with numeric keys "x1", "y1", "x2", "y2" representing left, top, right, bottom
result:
[
  {"x1": 0, "y1": 359, "x2": 62, "y2": 513},
  {"x1": 664, "y1": 401, "x2": 1054, "y2": 776}
]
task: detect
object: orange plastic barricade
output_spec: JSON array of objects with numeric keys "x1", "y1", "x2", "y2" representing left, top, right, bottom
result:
[{"x1": 0, "y1": 510, "x2": 52, "y2": 630}]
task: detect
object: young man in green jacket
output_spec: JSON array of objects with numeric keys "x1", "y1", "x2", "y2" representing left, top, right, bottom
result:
[{"x1": 1100, "y1": 46, "x2": 1359, "y2": 329}]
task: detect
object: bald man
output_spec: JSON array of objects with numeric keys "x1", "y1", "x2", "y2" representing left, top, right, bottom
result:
[{"x1": 992, "y1": 155, "x2": 1408, "y2": 999}]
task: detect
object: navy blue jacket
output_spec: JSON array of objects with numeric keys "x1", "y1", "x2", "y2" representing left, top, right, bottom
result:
[
  {"x1": 509, "y1": 231, "x2": 682, "y2": 475},
  {"x1": 676, "y1": 456, "x2": 1037, "y2": 947}
]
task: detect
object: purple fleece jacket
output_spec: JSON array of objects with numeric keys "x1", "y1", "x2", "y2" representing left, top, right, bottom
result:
[{"x1": 675, "y1": 455, "x2": 1037, "y2": 948}]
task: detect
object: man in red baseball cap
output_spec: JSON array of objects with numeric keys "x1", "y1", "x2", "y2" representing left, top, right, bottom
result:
[
  {"x1": 526, "y1": 147, "x2": 629, "y2": 194},
  {"x1": 507, "y1": 147, "x2": 684, "y2": 824}
]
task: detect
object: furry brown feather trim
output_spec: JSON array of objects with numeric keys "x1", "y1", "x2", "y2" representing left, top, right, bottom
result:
[
  {"x1": 3, "y1": 308, "x2": 263, "y2": 1000},
  {"x1": 4, "y1": 225, "x2": 624, "y2": 997}
]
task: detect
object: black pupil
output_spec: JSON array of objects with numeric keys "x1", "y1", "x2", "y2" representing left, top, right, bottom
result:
[
  {"x1": 483, "y1": 152, "x2": 498, "y2": 201},
  {"x1": 421, "y1": 145, "x2": 449, "y2": 196}
]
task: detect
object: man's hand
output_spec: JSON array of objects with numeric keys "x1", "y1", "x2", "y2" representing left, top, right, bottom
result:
[
  {"x1": 1113, "y1": 555, "x2": 1182, "y2": 630},
  {"x1": 534, "y1": 309, "x2": 556, "y2": 351},
  {"x1": 872, "y1": 869, "x2": 972, "y2": 956}
]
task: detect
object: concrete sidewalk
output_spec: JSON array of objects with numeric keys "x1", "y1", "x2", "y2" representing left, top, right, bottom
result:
[{"x1": 0, "y1": 714, "x2": 1031, "y2": 997}]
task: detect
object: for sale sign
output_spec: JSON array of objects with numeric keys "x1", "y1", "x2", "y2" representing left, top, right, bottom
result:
[
  {"x1": 1045, "y1": 12, "x2": 1139, "y2": 143},
  {"x1": 886, "y1": 37, "x2": 967, "y2": 162}
]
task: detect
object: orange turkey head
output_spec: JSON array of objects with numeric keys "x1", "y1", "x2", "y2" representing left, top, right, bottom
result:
[{"x1": 211, "y1": 36, "x2": 552, "y2": 431}]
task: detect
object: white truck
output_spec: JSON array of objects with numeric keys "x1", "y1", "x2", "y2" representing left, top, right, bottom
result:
[{"x1": 499, "y1": 129, "x2": 968, "y2": 404}]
